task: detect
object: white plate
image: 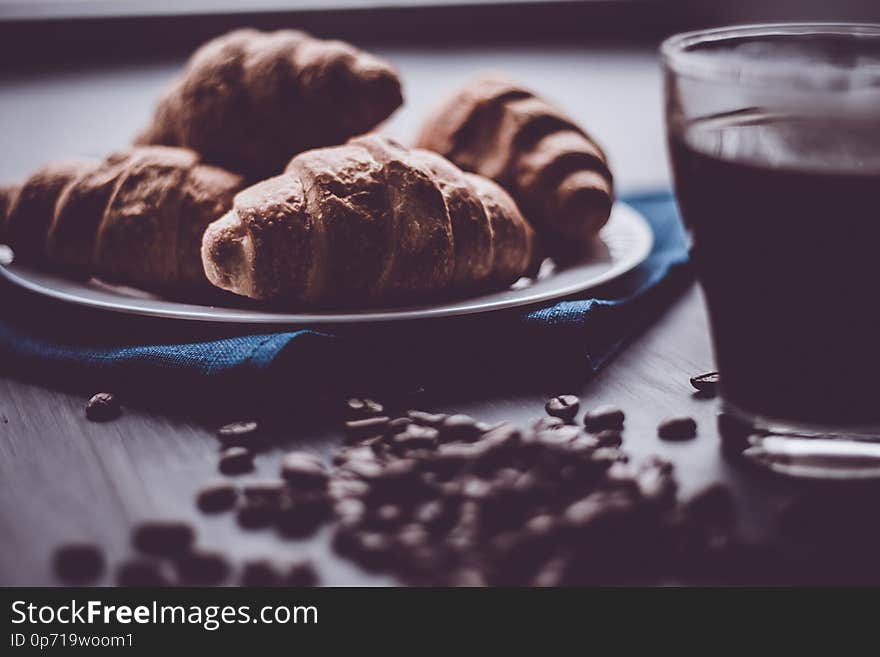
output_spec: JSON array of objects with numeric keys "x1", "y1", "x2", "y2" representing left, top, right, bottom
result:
[{"x1": 0, "y1": 202, "x2": 652, "y2": 324}]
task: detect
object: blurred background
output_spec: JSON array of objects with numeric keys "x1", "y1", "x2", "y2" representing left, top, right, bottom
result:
[{"x1": 0, "y1": 0, "x2": 876, "y2": 190}]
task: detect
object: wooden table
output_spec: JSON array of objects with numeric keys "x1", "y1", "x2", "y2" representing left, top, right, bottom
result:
[{"x1": 0, "y1": 43, "x2": 799, "y2": 586}]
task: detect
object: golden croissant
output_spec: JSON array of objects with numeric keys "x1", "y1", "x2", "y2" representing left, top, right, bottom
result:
[
  {"x1": 202, "y1": 134, "x2": 535, "y2": 305},
  {"x1": 417, "y1": 75, "x2": 614, "y2": 250},
  {"x1": 137, "y1": 29, "x2": 403, "y2": 181},
  {"x1": 1, "y1": 146, "x2": 243, "y2": 292}
]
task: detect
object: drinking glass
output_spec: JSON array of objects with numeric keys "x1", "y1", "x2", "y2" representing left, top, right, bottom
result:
[{"x1": 663, "y1": 23, "x2": 880, "y2": 438}]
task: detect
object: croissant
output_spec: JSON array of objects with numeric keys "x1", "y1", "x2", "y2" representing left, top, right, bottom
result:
[
  {"x1": 416, "y1": 75, "x2": 614, "y2": 250},
  {"x1": 201, "y1": 134, "x2": 535, "y2": 305},
  {"x1": 137, "y1": 29, "x2": 403, "y2": 181},
  {"x1": 1, "y1": 146, "x2": 243, "y2": 291}
]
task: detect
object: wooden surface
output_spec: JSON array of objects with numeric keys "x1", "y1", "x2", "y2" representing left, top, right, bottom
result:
[{"x1": 0, "y1": 43, "x2": 799, "y2": 586}]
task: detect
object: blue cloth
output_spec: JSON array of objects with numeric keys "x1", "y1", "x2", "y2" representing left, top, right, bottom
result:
[{"x1": 0, "y1": 191, "x2": 690, "y2": 406}]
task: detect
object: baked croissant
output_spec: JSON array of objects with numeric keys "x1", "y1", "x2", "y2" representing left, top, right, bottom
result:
[
  {"x1": 1, "y1": 146, "x2": 243, "y2": 291},
  {"x1": 137, "y1": 29, "x2": 404, "y2": 181},
  {"x1": 201, "y1": 134, "x2": 535, "y2": 305},
  {"x1": 416, "y1": 75, "x2": 614, "y2": 251}
]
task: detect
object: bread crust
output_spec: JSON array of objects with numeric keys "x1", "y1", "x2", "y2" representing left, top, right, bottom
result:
[
  {"x1": 202, "y1": 135, "x2": 534, "y2": 305},
  {"x1": 137, "y1": 29, "x2": 403, "y2": 181},
  {"x1": 416, "y1": 75, "x2": 614, "y2": 250},
  {"x1": 5, "y1": 146, "x2": 243, "y2": 292}
]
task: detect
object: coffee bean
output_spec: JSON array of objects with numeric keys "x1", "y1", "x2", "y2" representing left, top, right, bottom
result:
[
  {"x1": 532, "y1": 557, "x2": 568, "y2": 587},
  {"x1": 525, "y1": 514, "x2": 557, "y2": 538},
  {"x1": 583, "y1": 405, "x2": 625, "y2": 432},
  {"x1": 690, "y1": 371, "x2": 720, "y2": 396},
  {"x1": 344, "y1": 416, "x2": 391, "y2": 443},
  {"x1": 635, "y1": 457, "x2": 676, "y2": 506},
  {"x1": 341, "y1": 458, "x2": 384, "y2": 480},
  {"x1": 216, "y1": 420, "x2": 260, "y2": 448},
  {"x1": 132, "y1": 520, "x2": 194, "y2": 556},
  {"x1": 532, "y1": 416, "x2": 566, "y2": 432},
  {"x1": 384, "y1": 417, "x2": 413, "y2": 436},
  {"x1": 174, "y1": 551, "x2": 229, "y2": 585},
  {"x1": 658, "y1": 416, "x2": 697, "y2": 441},
  {"x1": 85, "y1": 392, "x2": 121, "y2": 422},
  {"x1": 219, "y1": 446, "x2": 254, "y2": 475},
  {"x1": 342, "y1": 530, "x2": 395, "y2": 570},
  {"x1": 397, "y1": 523, "x2": 430, "y2": 549},
  {"x1": 53, "y1": 543, "x2": 104, "y2": 583},
  {"x1": 439, "y1": 414, "x2": 482, "y2": 442},
  {"x1": 335, "y1": 497, "x2": 367, "y2": 528},
  {"x1": 241, "y1": 559, "x2": 282, "y2": 587},
  {"x1": 408, "y1": 410, "x2": 448, "y2": 427},
  {"x1": 591, "y1": 447, "x2": 629, "y2": 466},
  {"x1": 276, "y1": 495, "x2": 331, "y2": 538},
  {"x1": 237, "y1": 501, "x2": 277, "y2": 529},
  {"x1": 242, "y1": 480, "x2": 287, "y2": 505},
  {"x1": 280, "y1": 452, "x2": 328, "y2": 490},
  {"x1": 375, "y1": 504, "x2": 404, "y2": 527},
  {"x1": 594, "y1": 429, "x2": 623, "y2": 448},
  {"x1": 345, "y1": 397, "x2": 384, "y2": 418},
  {"x1": 545, "y1": 395, "x2": 580, "y2": 422},
  {"x1": 116, "y1": 559, "x2": 170, "y2": 587},
  {"x1": 534, "y1": 424, "x2": 581, "y2": 445},
  {"x1": 329, "y1": 478, "x2": 370, "y2": 501},
  {"x1": 285, "y1": 560, "x2": 318, "y2": 587},
  {"x1": 196, "y1": 482, "x2": 237, "y2": 513},
  {"x1": 413, "y1": 499, "x2": 451, "y2": 530},
  {"x1": 391, "y1": 425, "x2": 439, "y2": 452}
]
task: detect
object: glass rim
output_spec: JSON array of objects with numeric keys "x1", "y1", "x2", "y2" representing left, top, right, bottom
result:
[{"x1": 661, "y1": 22, "x2": 880, "y2": 90}]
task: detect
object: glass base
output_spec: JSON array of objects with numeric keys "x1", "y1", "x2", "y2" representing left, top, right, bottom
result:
[{"x1": 722, "y1": 399, "x2": 880, "y2": 441}]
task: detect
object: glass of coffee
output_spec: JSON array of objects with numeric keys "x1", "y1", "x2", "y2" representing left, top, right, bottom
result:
[{"x1": 663, "y1": 24, "x2": 880, "y2": 438}]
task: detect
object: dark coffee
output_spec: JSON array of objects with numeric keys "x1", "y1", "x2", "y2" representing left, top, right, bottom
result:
[{"x1": 670, "y1": 110, "x2": 880, "y2": 424}]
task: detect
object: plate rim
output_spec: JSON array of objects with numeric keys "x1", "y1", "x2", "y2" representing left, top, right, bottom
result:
[{"x1": 0, "y1": 202, "x2": 653, "y2": 324}]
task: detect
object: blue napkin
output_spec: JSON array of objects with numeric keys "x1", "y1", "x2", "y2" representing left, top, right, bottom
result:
[{"x1": 0, "y1": 191, "x2": 691, "y2": 409}]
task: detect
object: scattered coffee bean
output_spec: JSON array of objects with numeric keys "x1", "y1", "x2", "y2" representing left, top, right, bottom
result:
[
  {"x1": 85, "y1": 392, "x2": 121, "y2": 422},
  {"x1": 237, "y1": 501, "x2": 277, "y2": 529},
  {"x1": 439, "y1": 414, "x2": 482, "y2": 442},
  {"x1": 281, "y1": 452, "x2": 328, "y2": 490},
  {"x1": 344, "y1": 416, "x2": 391, "y2": 443},
  {"x1": 335, "y1": 497, "x2": 367, "y2": 527},
  {"x1": 219, "y1": 446, "x2": 254, "y2": 475},
  {"x1": 594, "y1": 429, "x2": 623, "y2": 448},
  {"x1": 53, "y1": 543, "x2": 104, "y2": 583},
  {"x1": 384, "y1": 416, "x2": 413, "y2": 436},
  {"x1": 196, "y1": 482, "x2": 237, "y2": 513},
  {"x1": 216, "y1": 420, "x2": 260, "y2": 448},
  {"x1": 174, "y1": 551, "x2": 229, "y2": 585},
  {"x1": 583, "y1": 405, "x2": 625, "y2": 432},
  {"x1": 690, "y1": 371, "x2": 720, "y2": 396},
  {"x1": 532, "y1": 416, "x2": 566, "y2": 432},
  {"x1": 635, "y1": 458, "x2": 676, "y2": 507},
  {"x1": 242, "y1": 480, "x2": 287, "y2": 505},
  {"x1": 545, "y1": 395, "x2": 580, "y2": 422},
  {"x1": 276, "y1": 495, "x2": 331, "y2": 538},
  {"x1": 285, "y1": 560, "x2": 318, "y2": 587},
  {"x1": 345, "y1": 398, "x2": 384, "y2": 418},
  {"x1": 241, "y1": 559, "x2": 282, "y2": 587},
  {"x1": 391, "y1": 425, "x2": 439, "y2": 452},
  {"x1": 658, "y1": 416, "x2": 697, "y2": 441},
  {"x1": 534, "y1": 424, "x2": 581, "y2": 445},
  {"x1": 408, "y1": 410, "x2": 448, "y2": 427},
  {"x1": 116, "y1": 559, "x2": 170, "y2": 587},
  {"x1": 132, "y1": 520, "x2": 194, "y2": 557}
]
